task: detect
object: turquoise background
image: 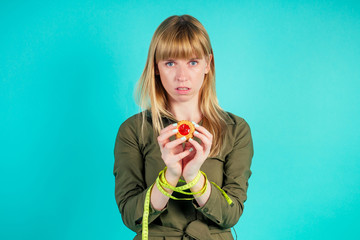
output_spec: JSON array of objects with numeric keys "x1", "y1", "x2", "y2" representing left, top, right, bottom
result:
[{"x1": 1, "y1": 0, "x2": 359, "y2": 239}]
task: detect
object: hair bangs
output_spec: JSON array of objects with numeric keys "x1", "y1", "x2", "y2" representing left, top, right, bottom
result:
[{"x1": 155, "y1": 25, "x2": 207, "y2": 62}]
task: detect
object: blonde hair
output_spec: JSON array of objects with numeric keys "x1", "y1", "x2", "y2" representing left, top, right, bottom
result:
[{"x1": 135, "y1": 14, "x2": 227, "y2": 157}]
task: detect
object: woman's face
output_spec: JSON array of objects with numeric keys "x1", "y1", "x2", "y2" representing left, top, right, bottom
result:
[{"x1": 156, "y1": 55, "x2": 212, "y2": 104}]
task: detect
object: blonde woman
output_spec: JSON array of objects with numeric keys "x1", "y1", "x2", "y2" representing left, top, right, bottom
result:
[{"x1": 113, "y1": 15, "x2": 254, "y2": 240}]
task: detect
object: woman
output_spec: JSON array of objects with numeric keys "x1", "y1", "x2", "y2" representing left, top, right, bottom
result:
[{"x1": 113, "y1": 15, "x2": 254, "y2": 240}]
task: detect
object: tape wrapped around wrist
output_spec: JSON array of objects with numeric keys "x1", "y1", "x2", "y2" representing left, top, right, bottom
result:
[{"x1": 142, "y1": 167, "x2": 233, "y2": 240}]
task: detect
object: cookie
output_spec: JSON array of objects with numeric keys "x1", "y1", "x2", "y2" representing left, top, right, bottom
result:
[{"x1": 176, "y1": 120, "x2": 195, "y2": 141}]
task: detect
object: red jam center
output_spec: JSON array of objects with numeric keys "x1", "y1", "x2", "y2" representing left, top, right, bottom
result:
[{"x1": 178, "y1": 124, "x2": 190, "y2": 136}]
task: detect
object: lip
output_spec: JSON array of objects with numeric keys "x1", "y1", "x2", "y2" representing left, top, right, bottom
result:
[{"x1": 175, "y1": 87, "x2": 191, "y2": 94}]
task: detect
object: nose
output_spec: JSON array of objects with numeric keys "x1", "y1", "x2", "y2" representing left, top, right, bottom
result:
[{"x1": 176, "y1": 64, "x2": 187, "y2": 82}]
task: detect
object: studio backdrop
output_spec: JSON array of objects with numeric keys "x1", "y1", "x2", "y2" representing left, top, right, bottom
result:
[{"x1": 1, "y1": 0, "x2": 359, "y2": 239}]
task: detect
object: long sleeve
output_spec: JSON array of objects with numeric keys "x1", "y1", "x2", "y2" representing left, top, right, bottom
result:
[
  {"x1": 113, "y1": 118, "x2": 166, "y2": 233},
  {"x1": 193, "y1": 118, "x2": 254, "y2": 228}
]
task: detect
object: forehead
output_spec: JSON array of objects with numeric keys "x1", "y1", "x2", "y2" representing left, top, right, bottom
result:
[
  {"x1": 155, "y1": 32, "x2": 207, "y2": 63},
  {"x1": 156, "y1": 46, "x2": 205, "y2": 63}
]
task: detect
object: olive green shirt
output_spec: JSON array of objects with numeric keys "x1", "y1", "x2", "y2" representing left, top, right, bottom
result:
[{"x1": 113, "y1": 111, "x2": 254, "y2": 240}]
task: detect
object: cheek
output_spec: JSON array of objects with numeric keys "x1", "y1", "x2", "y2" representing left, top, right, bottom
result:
[
  {"x1": 159, "y1": 68, "x2": 174, "y2": 80},
  {"x1": 159, "y1": 76, "x2": 169, "y2": 89},
  {"x1": 192, "y1": 65, "x2": 207, "y2": 77},
  {"x1": 159, "y1": 70, "x2": 174, "y2": 90},
  {"x1": 192, "y1": 70, "x2": 205, "y2": 84}
]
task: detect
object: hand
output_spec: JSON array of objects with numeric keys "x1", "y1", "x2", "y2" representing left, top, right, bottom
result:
[
  {"x1": 182, "y1": 141, "x2": 196, "y2": 165},
  {"x1": 182, "y1": 124, "x2": 213, "y2": 181},
  {"x1": 157, "y1": 123, "x2": 192, "y2": 179}
]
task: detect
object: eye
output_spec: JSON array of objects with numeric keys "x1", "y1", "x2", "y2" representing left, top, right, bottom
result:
[
  {"x1": 166, "y1": 62, "x2": 175, "y2": 67},
  {"x1": 189, "y1": 61, "x2": 198, "y2": 66}
]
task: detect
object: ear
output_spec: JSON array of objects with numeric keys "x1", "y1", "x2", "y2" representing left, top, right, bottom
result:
[{"x1": 205, "y1": 54, "x2": 212, "y2": 74}]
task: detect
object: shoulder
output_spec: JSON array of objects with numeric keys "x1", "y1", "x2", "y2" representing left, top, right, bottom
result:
[
  {"x1": 116, "y1": 111, "x2": 147, "y2": 138},
  {"x1": 120, "y1": 112, "x2": 144, "y2": 128},
  {"x1": 222, "y1": 111, "x2": 244, "y2": 125},
  {"x1": 222, "y1": 111, "x2": 252, "y2": 139},
  {"x1": 119, "y1": 112, "x2": 141, "y2": 129},
  {"x1": 222, "y1": 111, "x2": 250, "y2": 128},
  {"x1": 222, "y1": 112, "x2": 253, "y2": 157}
]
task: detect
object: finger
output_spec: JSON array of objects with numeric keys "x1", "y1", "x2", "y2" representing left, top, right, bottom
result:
[
  {"x1": 157, "y1": 128, "x2": 177, "y2": 144},
  {"x1": 157, "y1": 127, "x2": 179, "y2": 147},
  {"x1": 160, "y1": 123, "x2": 178, "y2": 135},
  {"x1": 189, "y1": 138, "x2": 203, "y2": 152},
  {"x1": 163, "y1": 136, "x2": 187, "y2": 151},
  {"x1": 192, "y1": 124, "x2": 213, "y2": 140},
  {"x1": 173, "y1": 148, "x2": 192, "y2": 161},
  {"x1": 193, "y1": 131, "x2": 212, "y2": 149}
]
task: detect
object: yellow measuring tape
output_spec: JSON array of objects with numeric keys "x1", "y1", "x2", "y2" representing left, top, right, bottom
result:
[{"x1": 142, "y1": 167, "x2": 233, "y2": 240}]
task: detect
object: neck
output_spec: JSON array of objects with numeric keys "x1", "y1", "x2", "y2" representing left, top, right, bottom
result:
[{"x1": 169, "y1": 100, "x2": 203, "y2": 123}]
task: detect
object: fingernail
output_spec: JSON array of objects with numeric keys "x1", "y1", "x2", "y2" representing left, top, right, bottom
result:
[
  {"x1": 172, "y1": 123, "x2": 177, "y2": 126},
  {"x1": 189, "y1": 148, "x2": 194, "y2": 152},
  {"x1": 189, "y1": 138, "x2": 193, "y2": 141},
  {"x1": 194, "y1": 131, "x2": 199, "y2": 135},
  {"x1": 192, "y1": 121, "x2": 199, "y2": 127},
  {"x1": 181, "y1": 136, "x2": 186, "y2": 141},
  {"x1": 172, "y1": 129, "x2": 178, "y2": 133}
]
